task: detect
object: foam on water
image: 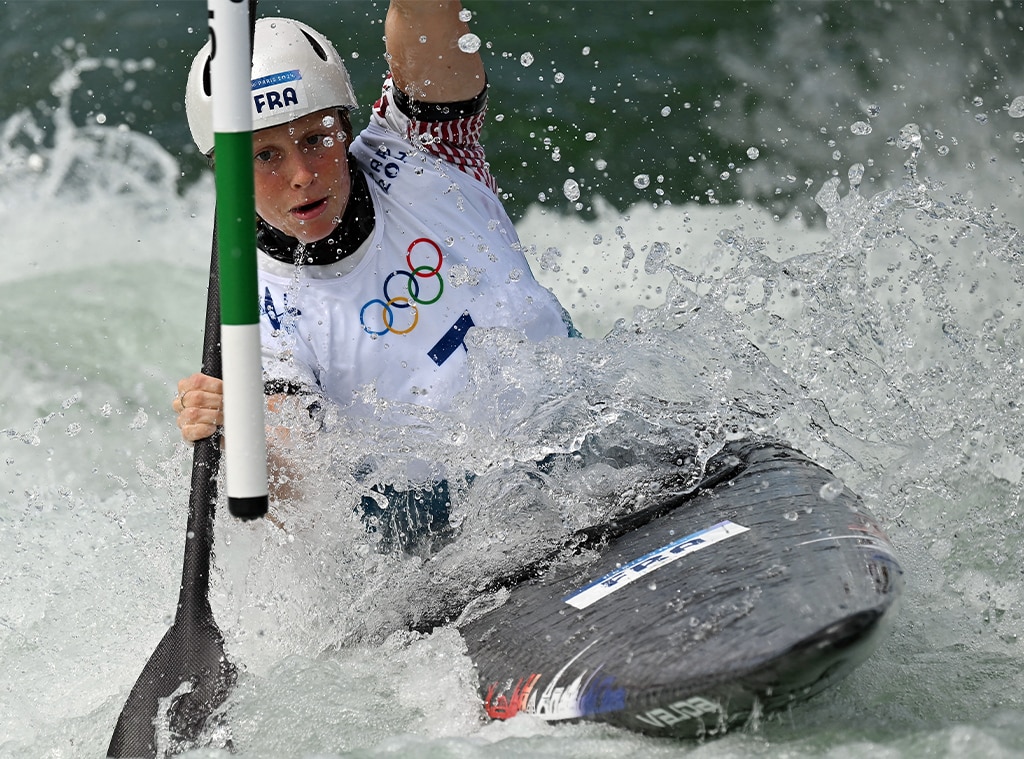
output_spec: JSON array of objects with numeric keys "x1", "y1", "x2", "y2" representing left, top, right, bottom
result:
[{"x1": 2, "y1": 27, "x2": 1024, "y2": 759}]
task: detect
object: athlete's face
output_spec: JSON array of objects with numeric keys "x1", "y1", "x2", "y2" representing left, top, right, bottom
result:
[{"x1": 252, "y1": 109, "x2": 350, "y2": 244}]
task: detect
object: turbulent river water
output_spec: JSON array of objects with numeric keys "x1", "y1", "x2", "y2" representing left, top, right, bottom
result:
[{"x1": 2, "y1": 2, "x2": 1023, "y2": 757}]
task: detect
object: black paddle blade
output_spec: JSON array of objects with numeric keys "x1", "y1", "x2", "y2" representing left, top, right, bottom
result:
[
  {"x1": 108, "y1": 435, "x2": 234, "y2": 758},
  {"x1": 106, "y1": 610, "x2": 236, "y2": 758}
]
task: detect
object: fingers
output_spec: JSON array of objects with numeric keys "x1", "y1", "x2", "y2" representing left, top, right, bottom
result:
[
  {"x1": 177, "y1": 404, "x2": 224, "y2": 443},
  {"x1": 173, "y1": 373, "x2": 224, "y2": 412},
  {"x1": 173, "y1": 373, "x2": 224, "y2": 443},
  {"x1": 175, "y1": 373, "x2": 223, "y2": 403}
]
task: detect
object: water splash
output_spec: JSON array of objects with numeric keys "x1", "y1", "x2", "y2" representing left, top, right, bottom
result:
[
  {"x1": 0, "y1": 40, "x2": 180, "y2": 215},
  {"x1": 4, "y1": 11, "x2": 1024, "y2": 759}
]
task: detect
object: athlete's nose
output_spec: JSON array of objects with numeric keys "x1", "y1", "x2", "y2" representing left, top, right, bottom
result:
[{"x1": 288, "y1": 152, "x2": 316, "y2": 189}]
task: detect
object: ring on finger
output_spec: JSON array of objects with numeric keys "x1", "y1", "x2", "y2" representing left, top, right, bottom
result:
[{"x1": 180, "y1": 390, "x2": 190, "y2": 409}]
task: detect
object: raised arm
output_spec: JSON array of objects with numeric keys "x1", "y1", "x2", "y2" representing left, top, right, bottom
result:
[{"x1": 385, "y1": 0, "x2": 485, "y2": 102}]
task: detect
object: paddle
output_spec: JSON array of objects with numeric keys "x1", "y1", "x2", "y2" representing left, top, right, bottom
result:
[
  {"x1": 107, "y1": 2, "x2": 259, "y2": 755},
  {"x1": 106, "y1": 229, "x2": 236, "y2": 758}
]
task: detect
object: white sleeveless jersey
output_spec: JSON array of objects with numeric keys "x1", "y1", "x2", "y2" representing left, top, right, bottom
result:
[{"x1": 257, "y1": 98, "x2": 568, "y2": 411}]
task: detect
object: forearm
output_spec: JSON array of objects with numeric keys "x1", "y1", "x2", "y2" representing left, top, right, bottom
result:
[
  {"x1": 267, "y1": 428, "x2": 304, "y2": 504},
  {"x1": 385, "y1": 0, "x2": 485, "y2": 102},
  {"x1": 265, "y1": 393, "x2": 307, "y2": 505}
]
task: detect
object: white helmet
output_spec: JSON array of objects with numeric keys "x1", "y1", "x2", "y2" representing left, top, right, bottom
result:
[{"x1": 186, "y1": 17, "x2": 358, "y2": 155}]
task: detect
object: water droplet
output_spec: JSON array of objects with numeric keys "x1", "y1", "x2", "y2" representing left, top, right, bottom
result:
[
  {"x1": 620, "y1": 243, "x2": 635, "y2": 268},
  {"x1": 848, "y1": 163, "x2": 864, "y2": 189},
  {"x1": 520, "y1": 52, "x2": 534, "y2": 67},
  {"x1": 972, "y1": 96, "x2": 984, "y2": 107},
  {"x1": 562, "y1": 179, "x2": 580, "y2": 201},
  {"x1": 746, "y1": 147, "x2": 760, "y2": 160},
  {"x1": 65, "y1": 423, "x2": 81, "y2": 437},
  {"x1": 457, "y1": 33, "x2": 481, "y2": 53},
  {"x1": 554, "y1": 72, "x2": 565, "y2": 84},
  {"x1": 867, "y1": 103, "x2": 881, "y2": 117},
  {"x1": 1009, "y1": 96, "x2": 1024, "y2": 118},
  {"x1": 458, "y1": 8, "x2": 472, "y2": 22},
  {"x1": 850, "y1": 120, "x2": 872, "y2": 136},
  {"x1": 975, "y1": 113, "x2": 989, "y2": 125},
  {"x1": 819, "y1": 478, "x2": 845, "y2": 501},
  {"x1": 661, "y1": 106, "x2": 672, "y2": 117},
  {"x1": 633, "y1": 173, "x2": 650, "y2": 189},
  {"x1": 896, "y1": 123, "x2": 922, "y2": 151},
  {"x1": 644, "y1": 242, "x2": 668, "y2": 275},
  {"x1": 592, "y1": 234, "x2": 603, "y2": 245},
  {"x1": 783, "y1": 511, "x2": 799, "y2": 522},
  {"x1": 937, "y1": 144, "x2": 951, "y2": 155},
  {"x1": 419, "y1": 35, "x2": 428, "y2": 44},
  {"x1": 1013, "y1": 131, "x2": 1024, "y2": 144},
  {"x1": 585, "y1": 132, "x2": 596, "y2": 141}
]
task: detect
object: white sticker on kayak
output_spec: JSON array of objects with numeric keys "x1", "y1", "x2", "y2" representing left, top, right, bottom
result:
[{"x1": 563, "y1": 520, "x2": 750, "y2": 610}]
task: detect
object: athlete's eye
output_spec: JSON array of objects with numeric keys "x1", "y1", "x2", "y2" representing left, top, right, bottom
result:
[{"x1": 254, "y1": 148, "x2": 275, "y2": 163}]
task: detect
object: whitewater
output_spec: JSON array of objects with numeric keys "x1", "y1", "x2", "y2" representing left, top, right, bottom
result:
[{"x1": 2, "y1": 3, "x2": 1024, "y2": 757}]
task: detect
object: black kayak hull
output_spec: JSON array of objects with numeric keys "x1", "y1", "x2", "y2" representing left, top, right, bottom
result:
[{"x1": 461, "y1": 443, "x2": 903, "y2": 738}]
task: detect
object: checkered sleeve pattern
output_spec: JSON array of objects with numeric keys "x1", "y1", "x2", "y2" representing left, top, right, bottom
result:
[{"x1": 370, "y1": 74, "x2": 497, "y2": 193}]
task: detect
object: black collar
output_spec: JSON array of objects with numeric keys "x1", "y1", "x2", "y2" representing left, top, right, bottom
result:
[{"x1": 256, "y1": 159, "x2": 375, "y2": 266}]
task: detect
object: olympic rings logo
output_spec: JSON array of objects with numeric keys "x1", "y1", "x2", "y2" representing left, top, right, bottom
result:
[{"x1": 360, "y1": 237, "x2": 445, "y2": 336}]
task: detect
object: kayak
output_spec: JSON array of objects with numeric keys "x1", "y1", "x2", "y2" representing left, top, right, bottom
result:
[{"x1": 461, "y1": 442, "x2": 903, "y2": 738}]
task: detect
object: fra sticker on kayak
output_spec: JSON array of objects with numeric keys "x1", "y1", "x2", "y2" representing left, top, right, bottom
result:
[{"x1": 563, "y1": 520, "x2": 750, "y2": 610}]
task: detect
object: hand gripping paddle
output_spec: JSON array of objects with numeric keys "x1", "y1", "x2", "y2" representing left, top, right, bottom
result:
[{"x1": 107, "y1": 2, "x2": 262, "y2": 755}]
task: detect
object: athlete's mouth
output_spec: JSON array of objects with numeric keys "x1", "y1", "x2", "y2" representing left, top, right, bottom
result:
[{"x1": 291, "y1": 198, "x2": 328, "y2": 218}]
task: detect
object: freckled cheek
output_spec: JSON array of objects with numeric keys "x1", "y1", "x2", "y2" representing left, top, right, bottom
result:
[{"x1": 254, "y1": 175, "x2": 284, "y2": 218}]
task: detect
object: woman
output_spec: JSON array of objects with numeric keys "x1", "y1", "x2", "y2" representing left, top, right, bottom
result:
[{"x1": 173, "y1": 2, "x2": 573, "y2": 550}]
